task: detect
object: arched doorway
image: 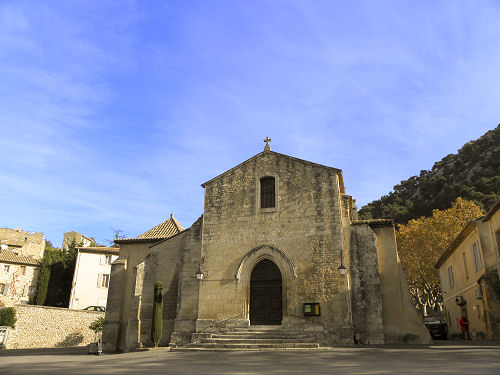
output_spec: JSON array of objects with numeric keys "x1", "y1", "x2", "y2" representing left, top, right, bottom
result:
[{"x1": 250, "y1": 259, "x2": 282, "y2": 325}]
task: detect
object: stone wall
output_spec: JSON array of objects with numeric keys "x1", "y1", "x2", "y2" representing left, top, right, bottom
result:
[
  {"x1": 195, "y1": 151, "x2": 351, "y2": 345},
  {"x1": 4, "y1": 305, "x2": 104, "y2": 349},
  {"x1": 348, "y1": 225, "x2": 384, "y2": 344}
]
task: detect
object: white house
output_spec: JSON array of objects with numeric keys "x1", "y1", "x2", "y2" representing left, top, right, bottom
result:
[{"x1": 69, "y1": 246, "x2": 119, "y2": 310}]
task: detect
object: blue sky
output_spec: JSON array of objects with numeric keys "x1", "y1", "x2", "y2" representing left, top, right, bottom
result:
[{"x1": 1, "y1": 1, "x2": 499, "y2": 246}]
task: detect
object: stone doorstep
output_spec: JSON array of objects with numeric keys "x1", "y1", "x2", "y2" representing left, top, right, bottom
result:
[
  {"x1": 170, "y1": 347, "x2": 330, "y2": 352},
  {"x1": 210, "y1": 333, "x2": 316, "y2": 339},
  {"x1": 201, "y1": 338, "x2": 300, "y2": 344},
  {"x1": 232, "y1": 325, "x2": 283, "y2": 331},
  {"x1": 174, "y1": 326, "x2": 325, "y2": 351},
  {"x1": 185, "y1": 343, "x2": 319, "y2": 349}
]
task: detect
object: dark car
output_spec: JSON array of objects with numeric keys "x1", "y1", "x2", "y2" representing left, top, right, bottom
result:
[
  {"x1": 425, "y1": 317, "x2": 447, "y2": 339},
  {"x1": 83, "y1": 305, "x2": 106, "y2": 312}
]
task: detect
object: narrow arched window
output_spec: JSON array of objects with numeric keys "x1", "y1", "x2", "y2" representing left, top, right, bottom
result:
[{"x1": 260, "y1": 177, "x2": 275, "y2": 208}]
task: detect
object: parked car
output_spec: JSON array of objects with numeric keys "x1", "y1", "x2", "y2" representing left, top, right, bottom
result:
[
  {"x1": 83, "y1": 305, "x2": 106, "y2": 312},
  {"x1": 424, "y1": 317, "x2": 447, "y2": 340}
]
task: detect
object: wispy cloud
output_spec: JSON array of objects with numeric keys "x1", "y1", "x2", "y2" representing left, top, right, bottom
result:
[{"x1": 1, "y1": 0, "x2": 499, "y2": 243}]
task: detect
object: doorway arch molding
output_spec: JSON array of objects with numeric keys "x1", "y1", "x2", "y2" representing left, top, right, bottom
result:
[{"x1": 235, "y1": 244, "x2": 297, "y2": 282}]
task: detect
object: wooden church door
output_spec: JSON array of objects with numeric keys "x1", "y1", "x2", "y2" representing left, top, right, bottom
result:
[{"x1": 250, "y1": 259, "x2": 282, "y2": 325}]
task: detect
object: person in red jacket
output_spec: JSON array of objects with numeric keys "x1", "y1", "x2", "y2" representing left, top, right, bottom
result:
[{"x1": 459, "y1": 316, "x2": 471, "y2": 340}]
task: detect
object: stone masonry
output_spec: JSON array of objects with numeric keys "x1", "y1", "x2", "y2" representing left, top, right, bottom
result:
[
  {"x1": 4, "y1": 305, "x2": 104, "y2": 349},
  {"x1": 103, "y1": 146, "x2": 431, "y2": 352}
]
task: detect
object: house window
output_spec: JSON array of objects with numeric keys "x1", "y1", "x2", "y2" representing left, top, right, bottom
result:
[
  {"x1": 462, "y1": 252, "x2": 469, "y2": 279},
  {"x1": 104, "y1": 255, "x2": 112, "y2": 264},
  {"x1": 260, "y1": 177, "x2": 275, "y2": 208},
  {"x1": 0, "y1": 283, "x2": 7, "y2": 296},
  {"x1": 472, "y1": 241, "x2": 483, "y2": 272},
  {"x1": 3, "y1": 265, "x2": 9, "y2": 273},
  {"x1": 20, "y1": 266, "x2": 26, "y2": 275},
  {"x1": 98, "y1": 274, "x2": 110, "y2": 288},
  {"x1": 439, "y1": 272, "x2": 447, "y2": 292},
  {"x1": 447, "y1": 265, "x2": 454, "y2": 289}
]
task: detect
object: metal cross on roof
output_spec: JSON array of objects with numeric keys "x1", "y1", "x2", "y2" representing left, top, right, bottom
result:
[{"x1": 264, "y1": 136, "x2": 271, "y2": 151}]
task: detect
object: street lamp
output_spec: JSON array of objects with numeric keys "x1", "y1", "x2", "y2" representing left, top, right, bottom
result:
[
  {"x1": 195, "y1": 265, "x2": 204, "y2": 280},
  {"x1": 338, "y1": 252, "x2": 347, "y2": 276}
]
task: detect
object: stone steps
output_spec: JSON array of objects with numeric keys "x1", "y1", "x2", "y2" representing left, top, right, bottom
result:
[
  {"x1": 172, "y1": 347, "x2": 330, "y2": 352},
  {"x1": 200, "y1": 338, "x2": 311, "y2": 344},
  {"x1": 172, "y1": 343, "x2": 320, "y2": 351},
  {"x1": 171, "y1": 326, "x2": 324, "y2": 352}
]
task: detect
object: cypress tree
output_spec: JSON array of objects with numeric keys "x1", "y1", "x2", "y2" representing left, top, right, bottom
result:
[
  {"x1": 35, "y1": 265, "x2": 50, "y2": 305},
  {"x1": 151, "y1": 281, "x2": 163, "y2": 347}
]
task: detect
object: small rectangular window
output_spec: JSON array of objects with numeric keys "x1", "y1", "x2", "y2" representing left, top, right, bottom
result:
[
  {"x1": 462, "y1": 252, "x2": 469, "y2": 279},
  {"x1": 0, "y1": 283, "x2": 7, "y2": 295},
  {"x1": 472, "y1": 241, "x2": 483, "y2": 272},
  {"x1": 20, "y1": 266, "x2": 26, "y2": 275},
  {"x1": 260, "y1": 177, "x2": 275, "y2": 208},
  {"x1": 447, "y1": 265, "x2": 454, "y2": 289},
  {"x1": 3, "y1": 265, "x2": 9, "y2": 273},
  {"x1": 101, "y1": 274, "x2": 110, "y2": 288}
]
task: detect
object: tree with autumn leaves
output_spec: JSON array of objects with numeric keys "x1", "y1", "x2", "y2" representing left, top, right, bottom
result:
[{"x1": 396, "y1": 197, "x2": 483, "y2": 316}]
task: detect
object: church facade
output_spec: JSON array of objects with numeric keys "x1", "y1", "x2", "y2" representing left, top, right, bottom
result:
[{"x1": 103, "y1": 145, "x2": 430, "y2": 351}]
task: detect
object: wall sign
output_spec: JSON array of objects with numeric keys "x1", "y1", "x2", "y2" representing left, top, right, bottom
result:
[{"x1": 303, "y1": 303, "x2": 320, "y2": 316}]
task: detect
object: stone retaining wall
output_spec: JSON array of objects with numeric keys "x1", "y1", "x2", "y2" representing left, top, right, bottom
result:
[{"x1": 4, "y1": 305, "x2": 104, "y2": 349}]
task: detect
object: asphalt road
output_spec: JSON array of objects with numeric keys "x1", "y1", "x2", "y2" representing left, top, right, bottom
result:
[{"x1": 1, "y1": 343, "x2": 500, "y2": 375}]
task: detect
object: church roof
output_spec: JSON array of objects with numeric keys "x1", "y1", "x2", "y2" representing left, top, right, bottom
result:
[
  {"x1": 482, "y1": 199, "x2": 500, "y2": 222},
  {"x1": 116, "y1": 215, "x2": 185, "y2": 244},
  {"x1": 351, "y1": 219, "x2": 394, "y2": 228},
  {"x1": 201, "y1": 150, "x2": 344, "y2": 192},
  {"x1": 0, "y1": 249, "x2": 41, "y2": 266}
]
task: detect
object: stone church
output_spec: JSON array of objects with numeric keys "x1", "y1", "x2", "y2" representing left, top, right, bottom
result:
[{"x1": 103, "y1": 141, "x2": 430, "y2": 351}]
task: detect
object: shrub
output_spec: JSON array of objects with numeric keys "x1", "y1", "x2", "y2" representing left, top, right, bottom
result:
[
  {"x1": 89, "y1": 317, "x2": 104, "y2": 334},
  {"x1": 0, "y1": 307, "x2": 17, "y2": 328},
  {"x1": 151, "y1": 281, "x2": 163, "y2": 347}
]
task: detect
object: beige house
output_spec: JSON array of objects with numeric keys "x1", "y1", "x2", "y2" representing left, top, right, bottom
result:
[
  {"x1": 68, "y1": 247, "x2": 120, "y2": 310},
  {"x1": 0, "y1": 228, "x2": 43, "y2": 306},
  {"x1": 435, "y1": 200, "x2": 500, "y2": 340},
  {"x1": 103, "y1": 144, "x2": 430, "y2": 352},
  {"x1": 0, "y1": 250, "x2": 40, "y2": 306}
]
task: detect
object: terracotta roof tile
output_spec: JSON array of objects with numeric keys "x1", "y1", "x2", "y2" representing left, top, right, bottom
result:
[
  {"x1": 483, "y1": 200, "x2": 500, "y2": 222},
  {"x1": 352, "y1": 219, "x2": 394, "y2": 228},
  {"x1": 117, "y1": 215, "x2": 185, "y2": 243},
  {"x1": 76, "y1": 246, "x2": 120, "y2": 255},
  {"x1": 0, "y1": 249, "x2": 41, "y2": 266}
]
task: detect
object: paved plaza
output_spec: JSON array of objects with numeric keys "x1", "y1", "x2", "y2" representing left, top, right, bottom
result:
[{"x1": 1, "y1": 343, "x2": 500, "y2": 375}]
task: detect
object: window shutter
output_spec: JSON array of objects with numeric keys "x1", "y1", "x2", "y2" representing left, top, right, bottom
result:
[
  {"x1": 97, "y1": 274, "x2": 102, "y2": 288},
  {"x1": 476, "y1": 242, "x2": 483, "y2": 270},
  {"x1": 472, "y1": 244, "x2": 478, "y2": 272},
  {"x1": 440, "y1": 272, "x2": 446, "y2": 292}
]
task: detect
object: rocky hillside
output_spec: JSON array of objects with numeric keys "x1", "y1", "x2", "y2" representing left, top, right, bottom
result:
[{"x1": 359, "y1": 124, "x2": 500, "y2": 224}]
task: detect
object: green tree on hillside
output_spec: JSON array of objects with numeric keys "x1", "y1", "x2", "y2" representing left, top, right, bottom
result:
[{"x1": 359, "y1": 125, "x2": 500, "y2": 224}]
